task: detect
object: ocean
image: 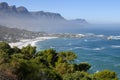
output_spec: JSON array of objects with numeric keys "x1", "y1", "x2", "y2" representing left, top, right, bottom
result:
[{"x1": 36, "y1": 24, "x2": 120, "y2": 78}]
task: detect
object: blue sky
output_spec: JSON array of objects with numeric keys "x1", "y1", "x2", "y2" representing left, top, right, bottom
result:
[{"x1": 0, "y1": 0, "x2": 120, "y2": 24}]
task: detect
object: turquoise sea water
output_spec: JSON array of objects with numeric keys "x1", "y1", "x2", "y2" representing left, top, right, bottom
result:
[{"x1": 36, "y1": 25, "x2": 120, "y2": 78}]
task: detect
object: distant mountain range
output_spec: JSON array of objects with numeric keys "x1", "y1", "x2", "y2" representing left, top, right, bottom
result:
[
  {"x1": 0, "y1": 2, "x2": 64, "y2": 20},
  {"x1": 0, "y1": 2, "x2": 88, "y2": 32}
]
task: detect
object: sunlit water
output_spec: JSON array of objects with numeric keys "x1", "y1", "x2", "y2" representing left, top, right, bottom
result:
[{"x1": 36, "y1": 25, "x2": 120, "y2": 78}]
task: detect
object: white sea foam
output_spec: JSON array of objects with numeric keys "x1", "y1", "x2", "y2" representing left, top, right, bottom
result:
[
  {"x1": 107, "y1": 36, "x2": 120, "y2": 40},
  {"x1": 85, "y1": 33, "x2": 105, "y2": 38},
  {"x1": 50, "y1": 46, "x2": 55, "y2": 49},
  {"x1": 96, "y1": 34, "x2": 105, "y2": 37},
  {"x1": 95, "y1": 70, "x2": 99, "y2": 73},
  {"x1": 111, "y1": 45, "x2": 120, "y2": 48},
  {"x1": 74, "y1": 47, "x2": 82, "y2": 49},
  {"x1": 77, "y1": 34, "x2": 85, "y2": 38},
  {"x1": 114, "y1": 64, "x2": 120, "y2": 67},
  {"x1": 81, "y1": 47, "x2": 105, "y2": 51},
  {"x1": 92, "y1": 47, "x2": 105, "y2": 50},
  {"x1": 73, "y1": 46, "x2": 105, "y2": 51},
  {"x1": 75, "y1": 59, "x2": 80, "y2": 62}
]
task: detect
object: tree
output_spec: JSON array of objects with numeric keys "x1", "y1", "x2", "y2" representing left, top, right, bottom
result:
[
  {"x1": 0, "y1": 42, "x2": 11, "y2": 54},
  {"x1": 30, "y1": 56, "x2": 49, "y2": 68},
  {"x1": 55, "y1": 63, "x2": 77, "y2": 75},
  {"x1": 21, "y1": 44, "x2": 36, "y2": 59},
  {"x1": 93, "y1": 70, "x2": 118, "y2": 80},
  {"x1": 12, "y1": 46, "x2": 21, "y2": 53},
  {"x1": 58, "y1": 51, "x2": 77, "y2": 63},
  {"x1": 77, "y1": 62, "x2": 91, "y2": 71},
  {"x1": 55, "y1": 62, "x2": 69, "y2": 75},
  {"x1": 0, "y1": 50, "x2": 9, "y2": 64},
  {"x1": 36, "y1": 49, "x2": 58, "y2": 67},
  {"x1": 37, "y1": 68, "x2": 62, "y2": 80},
  {"x1": 63, "y1": 71, "x2": 92, "y2": 80}
]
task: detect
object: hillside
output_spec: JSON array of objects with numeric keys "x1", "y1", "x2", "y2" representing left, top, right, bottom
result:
[{"x1": 0, "y1": 25, "x2": 46, "y2": 42}]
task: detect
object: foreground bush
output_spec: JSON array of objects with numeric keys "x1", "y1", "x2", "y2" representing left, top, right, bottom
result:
[
  {"x1": 92, "y1": 70, "x2": 118, "y2": 80},
  {"x1": 0, "y1": 42, "x2": 118, "y2": 80}
]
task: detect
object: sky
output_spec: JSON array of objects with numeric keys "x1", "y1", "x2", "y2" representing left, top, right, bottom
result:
[{"x1": 0, "y1": 0, "x2": 120, "y2": 24}]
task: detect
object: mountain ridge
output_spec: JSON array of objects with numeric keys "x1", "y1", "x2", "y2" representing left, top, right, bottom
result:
[
  {"x1": 0, "y1": 2, "x2": 88, "y2": 32},
  {"x1": 0, "y1": 2, "x2": 65, "y2": 20}
]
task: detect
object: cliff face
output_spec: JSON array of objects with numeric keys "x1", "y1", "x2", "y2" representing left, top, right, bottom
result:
[{"x1": 0, "y1": 2, "x2": 88, "y2": 32}]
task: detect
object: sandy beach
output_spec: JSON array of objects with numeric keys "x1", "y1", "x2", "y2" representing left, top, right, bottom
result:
[{"x1": 9, "y1": 37, "x2": 57, "y2": 49}]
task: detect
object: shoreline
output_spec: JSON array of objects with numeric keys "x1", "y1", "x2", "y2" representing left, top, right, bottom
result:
[{"x1": 9, "y1": 37, "x2": 57, "y2": 49}]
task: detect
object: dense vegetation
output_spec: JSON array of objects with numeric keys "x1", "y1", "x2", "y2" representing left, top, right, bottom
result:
[{"x1": 0, "y1": 42, "x2": 118, "y2": 80}]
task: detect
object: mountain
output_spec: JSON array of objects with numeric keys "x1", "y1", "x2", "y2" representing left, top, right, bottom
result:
[
  {"x1": 0, "y1": 2, "x2": 64, "y2": 20},
  {"x1": 31, "y1": 11, "x2": 65, "y2": 20},
  {"x1": 0, "y1": 2, "x2": 88, "y2": 32}
]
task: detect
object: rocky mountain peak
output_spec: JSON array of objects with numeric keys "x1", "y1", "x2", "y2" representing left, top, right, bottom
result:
[
  {"x1": 16, "y1": 6, "x2": 29, "y2": 14},
  {"x1": 0, "y1": 2, "x2": 9, "y2": 10},
  {"x1": 9, "y1": 5, "x2": 17, "y2": 12},
  {"x1": 31, "y1": 11, "x2": 65, "y2": 20}
]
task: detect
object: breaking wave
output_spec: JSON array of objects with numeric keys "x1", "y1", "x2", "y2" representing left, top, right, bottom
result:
[{"x1": 111, "y1": 45, "x2": 120, "y2": 48}]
